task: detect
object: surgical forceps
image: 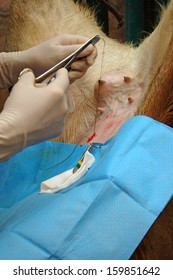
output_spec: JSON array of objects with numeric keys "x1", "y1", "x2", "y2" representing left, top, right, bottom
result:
[{"x1": 35, "y1": 34, "x2": 100, "y2": 84}]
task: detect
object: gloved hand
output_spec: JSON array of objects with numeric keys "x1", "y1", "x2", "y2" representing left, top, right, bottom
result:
[
  {"x1": 0, "y1": 68, "x2": 69, "y2": 162},
  {"x1": 0, "y1": 34, "x2": 97, "y2": 89}
]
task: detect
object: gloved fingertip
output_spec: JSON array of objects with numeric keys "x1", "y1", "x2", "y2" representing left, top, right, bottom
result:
[
  {"x1": 86, "y1": 54, "x2": 97, "y2": 66},
  {"x1": 69, "y1": 70, "x2": 85, "y2": 84},
  {"x1": 55, "y1": 67, "x2": 69, "y2": 81},
  {"x1": 50, "y1": 67, "x2": 69, "y2": 90},
  {"x1": 56, "y1": 67, "x2": 68, "y2": 75},
  {"x1": 18, "y1": 68, "x2": 34, "y2": 80}
]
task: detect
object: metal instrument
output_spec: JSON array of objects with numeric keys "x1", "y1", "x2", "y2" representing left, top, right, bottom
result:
[{"x1": 35, "y1": 34, "x2": 100, "y2": 83}]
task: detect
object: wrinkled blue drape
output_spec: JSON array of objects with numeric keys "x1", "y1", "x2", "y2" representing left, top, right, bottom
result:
[{"x1": 0, "y1": 116, "x2": 173, "y2": 259}]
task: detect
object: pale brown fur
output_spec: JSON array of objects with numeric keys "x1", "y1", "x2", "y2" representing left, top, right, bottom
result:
[
  {"x1": 2, "y1": 0, "x2": 173, "y2": 144},
  {"x1": 2, "y1": 0, "x2": 173, "y2": 260}
]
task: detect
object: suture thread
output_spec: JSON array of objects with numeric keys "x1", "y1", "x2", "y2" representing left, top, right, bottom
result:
[
  {"x1": 47, "y1": 37, "x2": 106, "y2": 171},
  {"x1": 91, "y1": 37, "x2": 106, "y2": 140}
]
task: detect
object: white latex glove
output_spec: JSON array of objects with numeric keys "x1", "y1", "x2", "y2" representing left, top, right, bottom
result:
[
  {"x1": 0, "y1": 34, "x2": 97, "y2": 89},
  {"x1": 0, "y1": 68, "x2": 69, "y2": 162}
]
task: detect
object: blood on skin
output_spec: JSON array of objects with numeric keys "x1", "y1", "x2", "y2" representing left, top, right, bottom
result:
[{"x1": 87, "y1": 133, "x2": 97, "y2": 143}]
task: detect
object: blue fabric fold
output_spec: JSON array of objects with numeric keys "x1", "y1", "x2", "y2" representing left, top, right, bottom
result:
[{"x1": 0, "y1": 116, "x2": 173, "y2": 259}]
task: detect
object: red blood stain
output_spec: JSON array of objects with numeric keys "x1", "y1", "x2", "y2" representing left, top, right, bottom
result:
[{"x1": 87, "y1": 133, "x2": 97, "y2": 143}]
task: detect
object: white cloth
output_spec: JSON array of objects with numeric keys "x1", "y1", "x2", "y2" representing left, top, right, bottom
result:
[{"x1": 40, "y1": 150, "x2": 95, "y2": 193}]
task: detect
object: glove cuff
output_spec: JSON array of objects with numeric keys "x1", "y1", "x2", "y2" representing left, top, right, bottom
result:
[
  {"x1": 0, "y1": 109, "x2": 27, "y2": 161},
  {"x1": 0, "y1": 51, "x2": 26, "y2": 89}
]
